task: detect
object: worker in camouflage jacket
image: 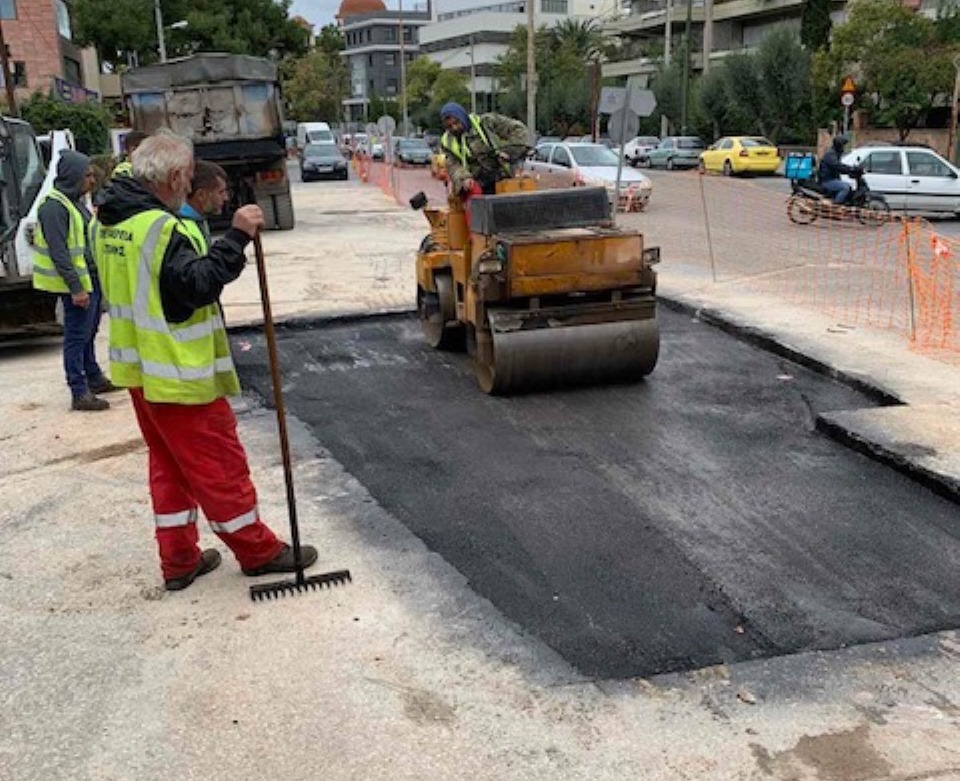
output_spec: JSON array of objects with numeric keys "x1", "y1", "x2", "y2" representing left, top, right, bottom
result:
[{"x1": 439, "y1": 102, "x2": 529, "y2": 196}]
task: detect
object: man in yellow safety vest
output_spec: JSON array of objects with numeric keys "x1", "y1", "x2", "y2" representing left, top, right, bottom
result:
[
  {"x1": 94, "y1": 131, "x2": 319, "y2": 592},
  {"x1": 32, "y1": 150, "x2": 120, "y2": 411},
  {"x1": 439, "y1": 102, "x2": 529, "y2": 197}
]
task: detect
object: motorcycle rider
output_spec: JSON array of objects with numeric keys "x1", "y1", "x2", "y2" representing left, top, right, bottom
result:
[{"x1": 817, "y1": 135, "x2": 859, "y2": 204}]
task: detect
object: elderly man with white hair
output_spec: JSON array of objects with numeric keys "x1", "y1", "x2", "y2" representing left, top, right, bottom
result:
[{"x1": 94, "y1": 131, "x2": 318, "y2": 592}]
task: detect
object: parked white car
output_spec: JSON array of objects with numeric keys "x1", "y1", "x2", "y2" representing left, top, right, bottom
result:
[
  {"x1": 524, "y1": 142, "x2": 654, "y2": 209},
  {"x1": 621, "y1": 135, "x2": 661, "y2": 167},
  {"x1": 842, "y1": 145, "x2": 960, "y2": 215}
]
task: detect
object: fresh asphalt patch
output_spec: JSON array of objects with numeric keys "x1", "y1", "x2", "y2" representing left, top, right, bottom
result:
[{"x1": 233, "y1": 307, "x2": 960, "y2": 679}]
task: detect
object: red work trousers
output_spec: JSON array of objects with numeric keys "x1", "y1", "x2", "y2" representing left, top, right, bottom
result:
[{"x1": 130, "y1": 388, "x2": 285, "y2": 580}]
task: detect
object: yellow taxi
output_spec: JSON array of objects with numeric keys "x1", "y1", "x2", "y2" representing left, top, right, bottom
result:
[
  {"x1": 430, "y1": 149, "x2": 447, "y2": 181},
  {"x1": 699, "y1": 136, "x2": 782, "y2": 176}
]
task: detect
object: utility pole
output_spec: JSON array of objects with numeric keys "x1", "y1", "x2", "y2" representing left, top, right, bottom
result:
[
  {"x1": 0, "y1": 20, "x2": 18, "y2": 117},
  {"x1": 399, "y1": 0, "x2": 409, "y2": 136},
  {"x1": 949, "y1": 54, "x2": 960, "y2": 165},
  {"x1": 154, "y1": 0, "x2": 167, "y2": 63},
  {"x1": 525, "y1": 0, "x2": 537, "y2": 144},
  {"x1": 660, "y1": 0, "x2": 671, "y2": 139},
  {"x1": 679, "y1": 0, "x2": 692, "y2": 133},
  {"x1": 702, "y1": 0, "x2": 713, "y2": 75},
  {"x1": 469, "y1": 34, "x2": 477, "y2": 114}
]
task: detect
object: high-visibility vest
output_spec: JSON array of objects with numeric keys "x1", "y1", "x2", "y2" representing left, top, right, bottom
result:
[
  {"x1": 112, "y1": 160, "x2": 134, "y2": 178},
  {"x1": 31, "y1": 189, "x2": 92, "y2": 294},
  {"x1": 178, "y1": 217, "x2": 209, "y2": 254},
  {"x1": 95, "y1": 209, "x2": 239, "y2": 405},
  {"x1": 442, "y1": 115, "x2": 493, "y2": 167}
]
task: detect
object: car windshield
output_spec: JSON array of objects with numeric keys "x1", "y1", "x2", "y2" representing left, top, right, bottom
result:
[
  {"x1": 570, "y1": 145, "x2": 620, "y2": 166},
  {"x1": 741, "y1": 137, "x2": 774, "y2": 148},
  {"x1": 305, "y1": 144, "x2": 339, "y2": 158},
  {"x1": 400, "y1": 139, "x2": 430, "y2": 150},
  {"x1": 637, "y1": 137, "x2": 659, "y2": 145},
  {"x1": 676, "y1": 137, "x2": 705, "y2": 149}
]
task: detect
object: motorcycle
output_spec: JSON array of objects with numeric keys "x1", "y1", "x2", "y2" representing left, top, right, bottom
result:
[{"x1": 787, "y1": 168, "x2": 891, "y2": 227}]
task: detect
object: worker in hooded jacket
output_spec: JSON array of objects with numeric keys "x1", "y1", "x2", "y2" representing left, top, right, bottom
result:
[{"x1": 32, "y1": 150, "x2": 120, "y2": 411}]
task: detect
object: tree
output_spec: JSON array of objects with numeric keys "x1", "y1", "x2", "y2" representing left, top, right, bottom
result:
[
  {"x1": 652, "y1": 59, "x2": 683, "y2": 132},
  {"x1": 281, "y1": 47, "x2": 349, "y2": 123},
  {"x1": 819, "y1": 0, "x2": 957, "y2": 138},
  {"x1": 696, "y1": 66, "x2": 728, "y2": 140},
  {"x1": 404, "y1": 56, "x2": 469, "y2": 133},
  {"x1": 800, "y1": 0, "x2": 832, "y2": 52},
  {"x1": 755, "y1": 27, "x2": 813, "y2": 141},
  {"x1": 21, "y1": 93, "x2": 112, "y2": 154},
  {"x1": 72, "y1": 0, "x2": 309, "y2": 69}
]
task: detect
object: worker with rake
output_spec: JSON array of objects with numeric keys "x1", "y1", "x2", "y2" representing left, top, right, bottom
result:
[{"x1": 94, "y1": 131, "x2": 319, "y2": 592}]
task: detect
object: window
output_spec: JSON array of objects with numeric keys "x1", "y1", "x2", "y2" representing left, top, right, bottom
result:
[
  {"x1": 368, "y1": 54, "x2": 373, "y2": 66},
  {"x1": 385, "y1": 53, "x2": 395, "y2": 66},
  {"x1": 55, "y1": 0, "x2": 72, "y2": 38},
  {"x1": 907, "y1": 151, "x2": 953, "y2": 178},
  {"x1": 863, "y1": 151, "x2": 903, "y2": 175},
  {"x1": 0, "y1": 0, "x2": 16, "y2": 20},
  {"x1": 534, "y1": 145, "x2": 553, "y2": 162},
  {"x1": 385, "y1": 28, "x2": 396, "y2": 42},
  {"x1": 718, "y1": 139, "x2": 732, "y2": 150},
  {"x1": 0, "y1": 61, "x2": 26, "y2": 88},
  {"x1": 62, "y1": 57, "x2": 82, "y2": 86},
  {"x1": 551, "y1": 147, "x2": 572, "y2": 167},
  {"x1": 386, "y1": 79, "x2": 397, "y2": 94}
]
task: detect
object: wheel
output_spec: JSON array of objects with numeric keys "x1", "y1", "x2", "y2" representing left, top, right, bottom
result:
[
  {"x1": 666, "y1": 157, "x2": 675, "y2": 171},
  {"x1": 417, "y1": 272, "x2": 465, "y2": 351},
  {"x1": 857, "y1": 195, "x2": 891, "y2": 227},
  {"x1": 787, "y1": 195, "x2": 818, "y2": 225},
  {"x1": 722, "y1": 160, "x2": 733, "y2": 177},
  {"x1": 273, "y1": 189, "x2": 295, "y2": 230}
]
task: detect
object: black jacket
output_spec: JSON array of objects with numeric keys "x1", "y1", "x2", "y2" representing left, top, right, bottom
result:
[
  {"x1": 818, "y1": 149, "x2": 858, "y2": 183},
  {"x1": 97, "y1": 177, "x2": 252, "y2": 324}
]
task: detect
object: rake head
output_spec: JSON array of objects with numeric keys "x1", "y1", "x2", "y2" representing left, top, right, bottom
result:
[{"x1": 249, "y1": 569, "x2": 352, "y2": 602}]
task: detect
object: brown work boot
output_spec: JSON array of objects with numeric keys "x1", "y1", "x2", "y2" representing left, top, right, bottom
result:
[
  {"x1": 164, "y1": 549, "x2": 222, "y2": 592},
  {"x1": 242, "y1": 544, "x2": 318, "y2": 576},
  {"x1": 89, "y1": 377, "x2": 122, "y2": 394},
  {"x1": 71, "y1": 392, "x2": 110, "y2": 411}
]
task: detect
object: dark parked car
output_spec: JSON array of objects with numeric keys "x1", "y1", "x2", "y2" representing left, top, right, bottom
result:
[
  {"x1": 394, "y1": 137, "x2": 432, "y2": 166},
  {"x1": 300, "y1": 142, "x2": 349, "y2": 181}
]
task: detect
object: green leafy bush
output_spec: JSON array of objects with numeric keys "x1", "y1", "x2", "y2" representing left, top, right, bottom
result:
[{"x1": 20, "y1": 93, "x2": 113, "y2": 155}]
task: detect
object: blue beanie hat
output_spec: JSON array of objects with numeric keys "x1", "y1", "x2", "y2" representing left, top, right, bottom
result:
[{"x1": 439, "y1": 102, "x2": 470, "y2": 129}]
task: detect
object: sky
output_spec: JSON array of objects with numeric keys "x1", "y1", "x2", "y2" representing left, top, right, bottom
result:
[{"x1": 288, "y1": 0, "x2": 475, "y2": 31}]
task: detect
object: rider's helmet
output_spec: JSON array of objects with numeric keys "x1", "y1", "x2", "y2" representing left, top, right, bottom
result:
[{"x1": 832, "y1": 134, "x2": 849, "y2": 154}]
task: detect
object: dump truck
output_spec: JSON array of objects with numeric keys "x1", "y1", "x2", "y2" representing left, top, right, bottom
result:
[
  {"x1": 413, "y1": 148, "x2": 660, "y2": 393},
  {"x1": 0, "y1": 118, "x2": 73, "y2": 337},
  {"x1": 122, "y1": 53, "x2": 294, "y2": 230}
]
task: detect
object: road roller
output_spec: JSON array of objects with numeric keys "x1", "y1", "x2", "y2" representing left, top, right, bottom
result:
[{"x1": 413, "y1": 150, "x2": 660, "y2": 394}]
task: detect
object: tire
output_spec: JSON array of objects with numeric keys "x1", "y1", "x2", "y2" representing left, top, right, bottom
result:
[
  {"x1": 666, "y1": 157, "x2": 675, "y2": 171},
  {"x1": 787, "y1": 195, "x2": 818, "y2": 225},
  {"x1": 273, "y1": 189, "x2": 295, "y2": 230},
  {"x1": 722, "y1": 160, "x2": 733, "y2": 177},
  {"x1": 857, "y1": 195, "x2": 891, "y2": 227}
]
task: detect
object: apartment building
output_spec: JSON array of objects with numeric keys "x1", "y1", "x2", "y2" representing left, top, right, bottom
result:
[
  {"x1": 602, "y1": 0, "x2": 943, "y2": 83},
  {"x1": 0, "y1": 0, "x2": 100, "y2": 104},
  {"x1": 337, "y1": 0, "x2": 432, "y2": 123},
  {"x1": 418, "y1": 0, "x2": 621, "y2": 113}
]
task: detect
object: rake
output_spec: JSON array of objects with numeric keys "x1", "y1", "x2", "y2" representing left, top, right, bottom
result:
[{"x1": 249, "y1": 232, "x2": 352, "y2": 602}]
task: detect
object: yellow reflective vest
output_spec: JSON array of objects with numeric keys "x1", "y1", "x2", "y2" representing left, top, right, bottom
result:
[
  {"x1": 32, "y1": 189, "x2": 92, "y2": 294},
  {"x1": 95, "y1": 210, "x2": 239, "y2": 405},
  {"x1": 441, "y1": 115, "x2": 493, "y2": 167},
  {"x1": 112, "y1": 161, "x2": 133, "y2": 178}
]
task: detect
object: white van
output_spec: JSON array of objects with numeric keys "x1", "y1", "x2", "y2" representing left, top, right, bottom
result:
[{"x1": 297, "y1": 122, "x2": 334, "y2": 148}]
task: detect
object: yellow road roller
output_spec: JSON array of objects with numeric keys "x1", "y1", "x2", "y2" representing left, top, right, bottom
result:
[{"x1": 412, "y1": 152, "x2": 660, "y2": 394}]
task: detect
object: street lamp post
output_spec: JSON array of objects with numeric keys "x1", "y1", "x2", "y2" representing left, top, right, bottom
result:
[
  {"x1": 469, "y1": 34, "x2": 477, "y2": 114},
  {"x1": 398, "y1": 0, "x2": 409, "y2": 137},
  {"x1": 526, "y1": 0, "x2": 537, "y2": 143},
  {"x1": 155, "y1": 0, "x2": 167, "y2": 63}
]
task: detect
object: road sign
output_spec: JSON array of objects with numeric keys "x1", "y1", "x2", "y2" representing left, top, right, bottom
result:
[
  {"x1": 599, "y1": 86, "x2": 625, "y2": 115},
  {"x1": 629, "y1": 89, "x2": 657, "y2": 118},
  {"x1": 840, "y1": 92, "x2": 855, "y2": 107},
  {"x1": 840, "y1": 76, "x2": 856, "y2": 94},
  {"x1": 608, "y1": 109, "x2": 640, "y2": 145},
  {"x1": 365, "y1": 122, "x2": 379, "y2": 137},
  {"x1": 377, "y1": 114, "x2": 396, "y2": 137}
]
